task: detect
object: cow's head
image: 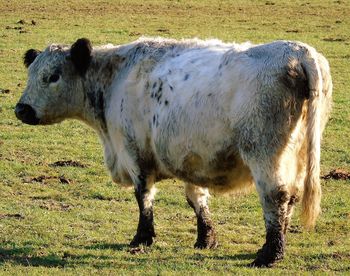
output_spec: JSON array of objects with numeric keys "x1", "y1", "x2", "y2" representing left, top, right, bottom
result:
[{"x1": 15, "y1": 38, "x2": 92, "y2": 125}]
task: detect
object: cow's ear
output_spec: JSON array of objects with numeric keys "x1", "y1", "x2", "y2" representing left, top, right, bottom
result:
[
  {"x1": 24, "y1": 49, "x2": 41, "y2": 68},
  {"x1": 70, "y1": 38, "x2": 92, "y2": 76}
]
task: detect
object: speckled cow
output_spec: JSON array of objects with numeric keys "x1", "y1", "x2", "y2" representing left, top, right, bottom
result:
[{"x1": 15, "y1": 37, "x2": 332, "y2": 267}]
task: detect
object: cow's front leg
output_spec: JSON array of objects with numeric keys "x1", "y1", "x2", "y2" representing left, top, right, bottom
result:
[
  {"x1": 185, "y1": 183, "x2": 218, "y2": 249},
  {"x1": 251, "y1": 182, "x2": 290, "y2": 267},
  {"x1": 130, "y1": 175, "x2": 157, "y2": 247}
]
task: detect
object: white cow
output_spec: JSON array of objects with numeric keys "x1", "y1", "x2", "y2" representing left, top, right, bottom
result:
[{"x1": 15, "y1": 37, "x2": 332, "y2": 267}]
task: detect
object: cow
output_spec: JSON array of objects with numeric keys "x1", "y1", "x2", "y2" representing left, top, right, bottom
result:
[{"x1": 15, "y1": 37, "x2": 332, "y2": 267}]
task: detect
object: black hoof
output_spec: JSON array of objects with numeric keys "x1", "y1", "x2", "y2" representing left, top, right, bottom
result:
[
  {"x1": 129, "y1": 233, "x2": 155, "y2": 247},
  {"x1": 249, "y1": 244, "x2": 284, "y2": 268},
  {"x1": 194, "y1": 230, "x2": 218, "y2": 249},
  {"x1": 249, "y1": 258, "x2": 275, "y2": 268},
  {"x1": 194, "y1": 239, "x2": 218, "y2": 249}
]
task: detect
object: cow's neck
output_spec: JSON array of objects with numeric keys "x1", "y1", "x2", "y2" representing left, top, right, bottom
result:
[{"x1": 78, "y1": 50, "x2": 124, "y2": 133}]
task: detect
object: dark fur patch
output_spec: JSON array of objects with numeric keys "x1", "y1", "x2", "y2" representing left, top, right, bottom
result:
[
  {"x1": 23, "y1": 49, "x2": 41, "y2": 68},
  {"x1": 210, "y1": 147, "x2": 237, "y2": 171},
  {"x1": 70, "y1": 38, "x2": 92, "y2": 76},
  {"x1": 86, "y1": 89, "x2": 107, "y2": 130},
  {"x1": 251, "y1": 227, "x2": 285, "y2": 267},
  {"x1": 120, "y1": 98, "x2": 124, "y2": 113},
  {"x1": 251, "y1": 187, "x2": 290, "y2": 267},
  {"x1": 281, "y1": 63, "x2": 309, "y2": 99},
  {"x1": 130, "y1": 175, "x2": 156, "y2": 247},
  {"x1": 185, "y1": 200, "x2": 218, "y2": 249},
  {"x1": 184, "y1": 73, "x2": 190, "y2": 81}
]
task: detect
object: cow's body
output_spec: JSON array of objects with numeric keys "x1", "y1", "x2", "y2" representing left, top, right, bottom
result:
[{"x1": 15, "y1": 37, "x2": 332, "y2": 267}]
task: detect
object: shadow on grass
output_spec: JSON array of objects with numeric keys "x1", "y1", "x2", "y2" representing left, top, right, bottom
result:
[
  {"x1": 0, "y1": 247, "x2": 66, "y2": 267},
  {"x1": 84, "y1": 242, "x2": 129, "y2": 251},
  {"x1": 205, "y1": 252, "x2": 256, "y2": 261}
]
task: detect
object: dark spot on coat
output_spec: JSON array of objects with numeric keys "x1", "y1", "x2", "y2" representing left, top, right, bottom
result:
[
  {"x1": 281, "y1": 63, "x2": 309, "y2": 99},
  {"x1": 184, "y1": 73, "x2": 190, "y2": 81},
  {"x1": 169, "y1": 85, "x2": 173, "y2": 91},
  {"x1": 86, "y1": 89, "x2": 107, "y2": 131},
  {"x1": 120, "y1": 98, "x2": 124, "y2": 113},
  {"x1": 164, "y1": 100, "x2": 169, "y2": 106},
  {"x1": 152, "y1": 82, "x2": 157, "y2": 89},
  {"x1": 210, "y1": 146, "x2": 237, "y2": 171},
  {"x1": 154, "y1": 81, "x2": 163, "y2": 102}
]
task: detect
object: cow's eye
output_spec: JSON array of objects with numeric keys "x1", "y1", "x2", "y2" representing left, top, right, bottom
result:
[{"x1": 48, "y1": 74, "x2": 60, "y2": 83}]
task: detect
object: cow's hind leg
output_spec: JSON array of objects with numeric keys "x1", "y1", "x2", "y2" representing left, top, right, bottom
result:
[
  {"x1": 250, "y1": 179, "x2": 291, "y2": 268},
  {"x1": 185, "y1": 183, "x2": 218, "y2": 249},
  {"x1": 130, "y1": 175, "x2": 157, "y2": 247}
]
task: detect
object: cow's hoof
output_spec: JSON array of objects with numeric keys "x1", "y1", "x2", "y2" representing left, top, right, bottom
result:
[
  {"x1": 194, "y1": 230, "x2": 218, "y2": 249},
  {"x1": 249, "y1": 245, "x2": 284, "y2": 268},
  {"x1": 249, "y1": 257, "x2": 275, "y2": 268},
  {"x1": 194, "y1": 239, "x2": 218, "y2": 249},
  {"x1": 129, "y1": 234, "x2": 154, "y2": 247}
]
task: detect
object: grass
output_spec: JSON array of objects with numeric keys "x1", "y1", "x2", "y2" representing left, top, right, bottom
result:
[{"x1": 0, "y1": 0, "x2": 349, "y2": 274}]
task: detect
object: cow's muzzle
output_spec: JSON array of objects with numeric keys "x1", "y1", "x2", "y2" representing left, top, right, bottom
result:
[{"x1": 15, "y1": 103, "x2": 40, "y2": 125}]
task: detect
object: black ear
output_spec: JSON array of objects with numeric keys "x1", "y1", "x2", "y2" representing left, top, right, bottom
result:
[
  {"x1": 70, "y1": 38, "x2": 92, "y2": 76},
  {"x1": 24, "y1": 49, "x2": 41, "y2": 68}
]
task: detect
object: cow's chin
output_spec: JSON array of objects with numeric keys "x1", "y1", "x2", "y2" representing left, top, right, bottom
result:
[{"x1": 20, "y1": 116, "x2": 40, "y2": 125}]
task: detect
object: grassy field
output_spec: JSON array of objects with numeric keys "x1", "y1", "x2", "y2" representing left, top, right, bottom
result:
[{"x1": 0, "y1": 0, "x2": 349, "y2": 274}]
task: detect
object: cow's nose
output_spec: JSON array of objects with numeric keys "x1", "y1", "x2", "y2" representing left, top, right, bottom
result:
[{"x1": 15, "y1": 103, "x2": 40, "y2": 125}]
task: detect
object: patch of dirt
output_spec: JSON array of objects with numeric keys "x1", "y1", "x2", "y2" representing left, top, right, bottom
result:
[
  {"x1": 156, "y1": 28, "x2": 170, "y2": 34},
  {"x1": 321, "y1": 169, "x2": 350, "y2": 180},
  {"x1": 0, "y1": 213, "x2": 24, "y2": 220},
  {"x1": 0, "y1": 88, "x2": 10, "y2": 94},
  {"x1": 323, "y1": 37, "x2": 346, "y2": 42},
  {"x1": 286, "y1": 29, "x2": 299, "y2": 33},
  {"x1": 128, "y1": 247, "x2": 145, "y2": 255},
  {"x1": 38, "y1": 200, "x2": 72, "y2": 211},
  {"x1": 49, "y1": 160, "x2": 87, "y2": 168},
  {"x1": 59, "y1": 176, "x2": 71, "y2": 184},
  {"x1": 16, "y1": 19, "x2": 36, "y2": 25},
  {"x1": 25, "y1": 175, "x2": 72, "y2": 184}
]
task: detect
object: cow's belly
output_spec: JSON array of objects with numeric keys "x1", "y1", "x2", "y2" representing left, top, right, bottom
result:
[
  {"x1": 177, "y1": 152, "x2": 254, "y2": 193},
  {"x1": 155, "y1": 138, "x2": 254, "y2": 193}
]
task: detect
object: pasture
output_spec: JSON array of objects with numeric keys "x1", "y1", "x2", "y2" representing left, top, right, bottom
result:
[{"x1": 0, "y1": 0, "x2": 349, "y2": 274}]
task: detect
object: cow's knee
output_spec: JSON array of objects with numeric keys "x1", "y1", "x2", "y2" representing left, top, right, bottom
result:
[
  {"x1": 251, "y1": 185, "x2": 290, "y2": 267},
  {"x1": 185, "y1": 183, "x2": 218, "y2": 249},
  {"x1": 130, "y1": 175, "x2": 157, "y2": 247}
]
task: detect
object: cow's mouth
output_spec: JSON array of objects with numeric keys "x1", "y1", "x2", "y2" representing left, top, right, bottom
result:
[{"x1": 14, "y1": 103, "x2": 40, "y2": 125}]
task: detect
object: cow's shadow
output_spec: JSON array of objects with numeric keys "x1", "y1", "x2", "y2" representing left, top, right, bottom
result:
[
  {"x1": 0, "y1": 246, "x2": 66, "y2": 267},
  {"x1": 83, "y1": 242, "x2": 129, "y2": 251},
  {"x1": 0, "y1": 243, "x2": 256, "y2": 268},
  {"x1": 0, "y1": 243, "x2": 128, "y2": 268}
]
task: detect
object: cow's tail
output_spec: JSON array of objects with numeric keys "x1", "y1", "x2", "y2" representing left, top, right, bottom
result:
[{"x1": 300, "y1": 47, "x2": 323, "y2": 230}]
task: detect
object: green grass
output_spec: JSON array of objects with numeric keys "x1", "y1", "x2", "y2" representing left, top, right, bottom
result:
[{"x1": 0, "y1": 0, "x2": 349, "y2": 274}]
